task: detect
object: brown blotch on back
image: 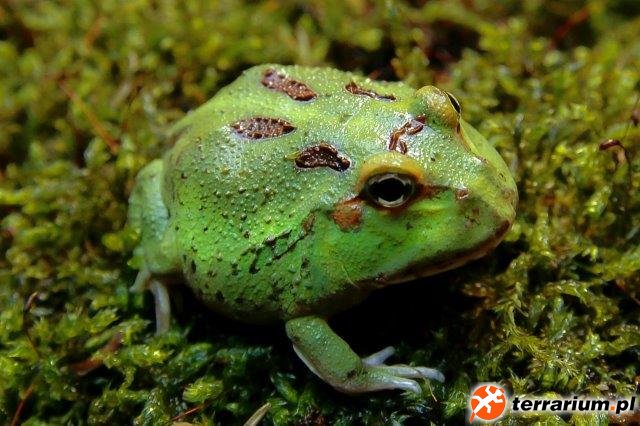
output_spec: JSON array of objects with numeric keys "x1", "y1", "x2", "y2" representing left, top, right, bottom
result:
[
  {"x1": 261, "y1": 68, "x2": 317, "y2": 101},
  {"x1": 332, "y1": 198, "x2": 363, "y2": 231},
  {"x1": 232, "y1": 117, "x2": 295, "y2": 139},
  {"x1": 388, "y1": 114, "x2": 426, "y2": 154},
  {"x1": 295, "y1": 143, "x2": 351, "y2": 172},
  {"x1": 345, "y1": 81, "x2": 396, "y2": 101}
]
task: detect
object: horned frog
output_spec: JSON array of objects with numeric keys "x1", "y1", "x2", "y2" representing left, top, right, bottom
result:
[{"x1": 128, "y1": 64, "x2": 517, "y2": 394}]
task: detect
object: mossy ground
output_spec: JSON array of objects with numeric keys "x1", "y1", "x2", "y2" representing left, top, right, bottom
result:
[{"x1": 1, "y1": 1, "x2": 639, "y2": 424}]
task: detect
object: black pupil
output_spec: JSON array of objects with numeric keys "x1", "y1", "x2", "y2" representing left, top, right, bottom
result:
[{"x1": 369, "y1": 175, "x2": 412, "y2": 203}]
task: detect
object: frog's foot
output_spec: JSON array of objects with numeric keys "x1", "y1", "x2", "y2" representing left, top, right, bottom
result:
[
  {"x1": 132, "y1": 269, "x2": 171, "y2": 334},
  {"x1": 286, "y1": 316, "x2": 444, "y2": 394}
]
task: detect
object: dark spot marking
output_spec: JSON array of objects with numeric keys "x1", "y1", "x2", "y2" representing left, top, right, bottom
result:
[
  {"x1": 215, "y1": 291, "x2": 224, "y2": 302},
  {"x1": 264, "y1": 235, "x2": 277, "y2": 246},
  {"x1": 261, "y1": 68, "x2": 317, "y2": 101},
  {"x1": 190, "y1": 260, "x2": 196, "y2": 274},
  {"x1": 455, "y1": 188, "x2": 470, "y2": 200},
  {"x1": 295, "y1": 143, "x2": 350, "y2": 171},
  {"x1": 180, "y1": 171, "x2": 188, "y2": 179},
  {"x1": 345, "y1": 81, "x2": 396, "y2": 101},
  {"x1": 302, "y1": 213, "x2": 315, "y2": 233},
  {"x1": 346, "y1": 369, "x2": 357, "y2": 379},
  {"x1": 267, "y1": 286, "x2": 283, "y2": 302},
  {"x1": 247, "y1": 223, "x2": 312, "y2": 274},
  {"x1": 232, "y1": 117, "x2": 295, "y2": 139},
  {"x1": 331, "y1": 198, "x2": 363, "y2": 231},
  {"x1": 374, "y1": 274, "x2": 388, "y2": 286},
  {"x1": 388, "y1": 115, "x2": 426, "y2": 154}
]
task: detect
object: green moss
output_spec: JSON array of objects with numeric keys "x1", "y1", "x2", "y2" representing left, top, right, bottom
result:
[{"x1": 1, "y1": 0, "x2": 638, "y2": 424}]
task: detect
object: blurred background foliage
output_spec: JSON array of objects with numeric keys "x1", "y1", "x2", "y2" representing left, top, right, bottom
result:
[{"x1": 1, "y1": 0, "x2": 639, "y2": 424}]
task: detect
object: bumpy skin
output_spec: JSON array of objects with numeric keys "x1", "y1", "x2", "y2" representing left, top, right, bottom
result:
[{"x1": 128, "y1": 64, "x2": 517, "y2": 394}]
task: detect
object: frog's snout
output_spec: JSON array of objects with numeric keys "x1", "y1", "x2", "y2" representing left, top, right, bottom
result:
[{"x1": 461, "y1": 165, "x2": 518, "y2": 240}]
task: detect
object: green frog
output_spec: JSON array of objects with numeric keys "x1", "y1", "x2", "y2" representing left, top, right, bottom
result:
[{"x1": 128, "y1": 64, "x2": 517, "y2": 394}]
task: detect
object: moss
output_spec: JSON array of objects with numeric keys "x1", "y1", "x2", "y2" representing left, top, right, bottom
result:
[{"x1": 1, "y1": 0, "x2": 638, "y2": 424}]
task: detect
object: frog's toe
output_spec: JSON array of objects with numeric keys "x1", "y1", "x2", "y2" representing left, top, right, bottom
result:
[
  {"x1": 362, "y1": 346, "x2": 396, "y2": 366},
  {"x1": 362, "y1": 346, "x2": 445, "y2": 382},
  {"x1": 149, "y1": 279, "x2": 171, "y2": 334},
  {"x1": 378, "y1": 364, "x2": 445, "y2": 382},
  {"x1": 131, "y1": 268, "x2": 151, "y2": 293},
  {"x1": 353, "y1": 363, "x2": 444, "y2": 393},
  {"x1": 356, "y1": 362, "x2": 444, "y2": 393},
  {"x1": 362, "y1": 370, "x2": 423, "y2": 394},
  {"x1": 132, "y1": 269, "x2": 172, "y2": 334}
]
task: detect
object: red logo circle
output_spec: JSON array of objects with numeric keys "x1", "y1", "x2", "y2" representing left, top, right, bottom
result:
[{"x1": 469, "y1": 384, "x2": 507, "y2": 422}]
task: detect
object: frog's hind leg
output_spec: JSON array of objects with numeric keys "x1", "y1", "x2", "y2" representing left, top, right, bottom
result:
[{"x1": 286, "y1": 316, "x2": 444, "y2": 394}]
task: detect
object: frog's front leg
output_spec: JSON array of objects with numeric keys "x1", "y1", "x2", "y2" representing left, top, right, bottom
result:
[
  {"x1": 128, "y1": 159, "x2": 180, "y2": 334},
  {"x1": 132, "y1": 269, "x2": 172, "y2": 334},
  {"x1": 285, "y1": 316, "x2": 444, "y2": 394}
]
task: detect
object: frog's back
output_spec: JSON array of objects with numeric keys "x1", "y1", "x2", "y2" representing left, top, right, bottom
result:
[{"x1": 160, "y1": 65, "x2": 419, "y2": 322}]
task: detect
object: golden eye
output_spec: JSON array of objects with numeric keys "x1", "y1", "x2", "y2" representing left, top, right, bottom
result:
[{"x1": 363, "y1": 173, "x2": 416, "y2": 208}]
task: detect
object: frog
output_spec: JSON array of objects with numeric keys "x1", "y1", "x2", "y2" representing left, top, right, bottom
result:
[{"x1": 127, "y1": 64, "x2": 518, "y2": 394}]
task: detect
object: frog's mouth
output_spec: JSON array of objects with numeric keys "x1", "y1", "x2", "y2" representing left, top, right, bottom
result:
[{"x1": 386, "y1": 219, "x2": 512, "y2": 285}]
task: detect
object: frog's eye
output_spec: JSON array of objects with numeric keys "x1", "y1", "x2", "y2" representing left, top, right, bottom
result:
[
  {"x1": 445, "y1": 91, "x2": 461, "y2": 115},
  {"x1": 363, "y1": 173, "x2": 416, "y2": 208}
]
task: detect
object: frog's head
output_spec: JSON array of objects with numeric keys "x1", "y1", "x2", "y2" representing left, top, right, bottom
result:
[{"x1": 319, "y1": 84, "x2": 518, "y2": 287}]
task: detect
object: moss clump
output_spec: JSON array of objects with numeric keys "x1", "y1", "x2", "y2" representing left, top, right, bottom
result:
[{"x1": 1, "y1": 1, "x2": 639, "y2": 424}]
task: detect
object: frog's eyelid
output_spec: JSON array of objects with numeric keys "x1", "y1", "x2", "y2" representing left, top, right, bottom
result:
[{"x1": 445, "y1": 91, "x2": 461, "y2": 115}]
